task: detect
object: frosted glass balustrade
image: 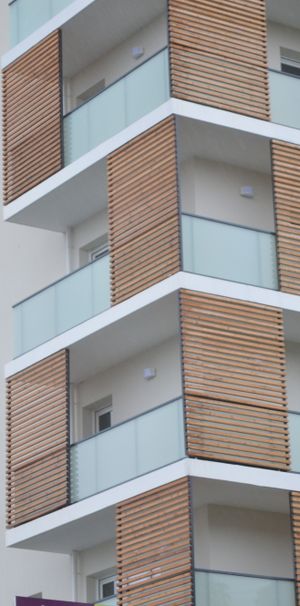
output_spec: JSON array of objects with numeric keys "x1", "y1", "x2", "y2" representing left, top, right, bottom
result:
[
  {"x1": 195, "y1": 571, "x2": 296, "y2": 606},
  {"x1": 64, "y1": 49, "x2": 170, "y2": 164},
  {"x1": 182, "y1": 214, "x2": 278, "y2": 289},
  {"x1": 13, "y1": 255, "x2": 110, "y2": 357},
  {"x1": 9, "y1": 0, "x2": 73, "y2": 46},
  {"x1": 95, "y1": 600, "x2": 116, "y2": 606},
  {"x1": 70, "y1": 399, "x2": 184, "y2": 503},
  {"x1": 289, "y1": 412, "x2": 300, "y2": 472},
  {"x1": 269, "y1": 70, "x2": 300, "y2": 130}
]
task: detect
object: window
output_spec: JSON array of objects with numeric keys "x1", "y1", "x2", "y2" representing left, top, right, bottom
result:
[
  {"x1": 98, "y1": 576, "x2": 116, "y2": 600},
  {"x1": 90, "y1": 242, "x2": 109, "y2": 262},
  {"x1": 77, "y1": 78, "x2": 106, "y2": 107},
  {"x1": 95, "y1": 405, "x2": 112, "y2": 433},
  {"x1": 281, "y1": 49, "x2": 300, "y2": 77}
]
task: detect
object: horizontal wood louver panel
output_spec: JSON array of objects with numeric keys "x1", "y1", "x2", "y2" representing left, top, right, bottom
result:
[
  {"x1": 168, "y1": 0, "x2": 270, "y2": 119},
  {"x1": 108, "y1": 117, "x2": 180, "y2": 305},
  {"x1": 272, "y1": 141, "x2": 300, "y2": 295},
  {"x1": 117, "y1": 478, "x2": 193, "y2": 606},
  {"x1": 180, "y1": 290, "x2": 289, "y2": 470},
  {"x1": 3, "y1": 31, "x2": 62, "y2": 204},
  {"x1": 291, "y1": 492, "x2": 300, "y2": 605},
  {"x1": 7, "y1": 350, "x2": 69, "y2": 527}
]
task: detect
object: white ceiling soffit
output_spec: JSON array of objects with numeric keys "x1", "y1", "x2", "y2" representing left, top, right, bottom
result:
[{"x1": 177, "y1": 117, "x2": 272, "y2": 175}]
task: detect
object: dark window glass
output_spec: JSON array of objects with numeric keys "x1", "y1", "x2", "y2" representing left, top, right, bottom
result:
[
  {"x1": 281, "y1": 62, "x2": 300, "y2": 77},
  {"x1": 98, "y1": 411, "x2": 111, "y2": 432},
  {"x1": 102, "y1": 581, "x2": 115, "y2": 598}
]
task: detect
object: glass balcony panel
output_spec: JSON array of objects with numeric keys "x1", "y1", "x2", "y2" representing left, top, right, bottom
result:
[
  {"x1": 195, "y1": 571, "x2": 296, "y2": 606},
  {"x1": 94, "y1": 600, "x2": 116, "y2": 606},
  {"x1": 269, "y1": 70, "x2": 300, "y2": 130},
  {"x1": 56, "y1": 262, "x2": 94, "y2": 334},
  {"x1": 63, "y1": 49, "x2": 169, "y2": 165},
  {"x1": 289, "y1": 412, "x2": 300, "y2": 472},
  {"x1": 63, "y1": 102, "x2": 90, "y2": 166},
  {"x1": 13, "y1": 255, "x2": 110, "y2": 357},
  {"x1": 88, "y1": 80, "x2": 126, "y2": 153},
  {"x1": 125, "y1": 49, "x2": 170, "y2": 124},
  {"x1": 15, "y1": 286, "x2": 56, "y2": 356},
  {"x1": 9, "y1": 0, "x2": 73, "y2": 46},
  {"x1": 136, "y1": 400, "x2": 185, "y2": 475},
  {"x1": 92, "y1": 254, "x2": 110, "y2": 315},
  {"x1": 70, "y1": 399, "x2": 184, "y2": 503},
  {"x1": 182, "y1": 214, "x2": 278, "y2": 290}
]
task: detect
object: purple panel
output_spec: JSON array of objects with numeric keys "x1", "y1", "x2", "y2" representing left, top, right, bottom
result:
[{"x1": 16, "y1": 599, "x2": 93, "y2": 606}]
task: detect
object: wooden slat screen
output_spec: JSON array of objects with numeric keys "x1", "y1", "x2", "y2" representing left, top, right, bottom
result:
[
  {"x1": 108, "y1": 117, "x2": 180, "y2": 305},
  {"x1": 117, "y1": 478, "x2": 193, "y2": 606},
  {"x1": 3, "y1": 31, "x2": 62, "y2": 204},
  {"x1": 7, "y1": 350, "x2": 69, "y2": 527},
  {"x1": 168, "y1": 0, "x2": 270, "y2": 120},
  {"x1": 291, "y1": 492, "x2": 300, "y2": 605},
  {"x1": 180, "y1": 290, "x2": 290, "y2": 470},
  {"x1": 272, "y1": 140, "x2": 300, "y2": 295}
]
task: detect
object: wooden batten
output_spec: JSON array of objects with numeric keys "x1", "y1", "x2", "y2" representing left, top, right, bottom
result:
[
  {"x1": 7, "y1": 350, "x2": 69, "y2": 527},
  {"x1": 180, "y1": 290, "x2": 290, "y2": 470},
  {"x1": 291, "y1": 492, "x2": 300, "y2": 605},
  {"x1": 116, "y1": 478, "x2": 193, "y2": 606},
  {"x1": 272, "y1": 140, "x2": 300, "y2": 296},
  {"x1": 108, "y1": 117, "x2": 181, "y2": 305},
  {"x1": 168, "y1": 0, "x2": 270, "y2": 119},
  {"x1": 3, "y1": 31, "x2": 62, "y2": 204}
]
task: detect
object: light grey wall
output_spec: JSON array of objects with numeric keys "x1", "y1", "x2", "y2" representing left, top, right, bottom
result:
[
  {"x1": 194, "y1": 505, "x2": 294, "y2": 578},
  {"x1": 180, "y1": 157, "x2": 275, "y2": 232},
  {"x1": 75, "y1": 336, "x2": 182, "y2": 441},
  {"x1": 268, "y1": 21, "x2": 300, "y2": 70}
]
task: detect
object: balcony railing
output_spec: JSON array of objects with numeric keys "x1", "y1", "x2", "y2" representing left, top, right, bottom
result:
[
  {"x1": 64, "y1": 48, "x2": 170, "y2": 165},
  {"x1": 182, "y1": 213, "x2": 278, "y2": 290},
  {"x1": 70, "y1": 398, "x2": 184, "y2": 503},
  {"x1": 13, "y1": 254, "x2": 110, "y2": 357},
  {"x1": 195, "y1": 569, "x2": 296, "y2": 606},
  {"x1": 289, "y1": 412, "x2": 300, "y2": 472},
  {"x1": 95, "y1": 599, "x2": 116, "y2": 606},
  {"x1": 9, "y1": 0, "x2": 73, "y2": 46},
  {"x1": 269, "y1": 69, "x2": 300, "y2": 131}
]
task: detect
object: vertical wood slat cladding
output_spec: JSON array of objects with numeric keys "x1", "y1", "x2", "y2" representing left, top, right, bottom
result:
[
  {"x1": 108, "y1": 118, "x2": 180, "y2": 305},
  {"x1": 180, "y1": 290, "x2": 290, "y2": 470},
  {"x1": 272, "y1": 141, "x2": 300, "y2": 295},
  {"x1": 168, "y1": 0, "x2": 270, "y2": 119},
  {"x1": 291, "y1": 493, "x2": 300, "y2": 605},
  {"x1": 117, "y1": 478, "x2": 193, "y2": 606},
  {"x1": 7, "y1": 350, "x2": 69, "y2": 527},
  {"x1": 3, "y1": 31, "x2": 62, "y2": 204}
]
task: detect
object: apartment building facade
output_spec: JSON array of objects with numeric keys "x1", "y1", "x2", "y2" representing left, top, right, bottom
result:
[{"x1": 3, "y1": 0, "x2": 300, "y2": 604}]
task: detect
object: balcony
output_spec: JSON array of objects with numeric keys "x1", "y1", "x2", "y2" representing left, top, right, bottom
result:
[
  {"x1": 182, "y1": 213, "x2": 278, "y2": 290},
  {"x1": 269, "y1": 70, "x2": 300, "y2": 130},
  {"x1": 70, "y1": 398, "x2": 184, "y2": 503},
  {"x1": 63, "y1": 48, "x2": 169, "y2": 165},
  {"x1": 13, "y1": 254, "x2": 110, "y2": 357},
  {"x1": 195, "y1": 569, "x2": 295, "y2": 606},
  {"x1": 9, "y1": 0, "x2": 73, "y2": 46}
]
